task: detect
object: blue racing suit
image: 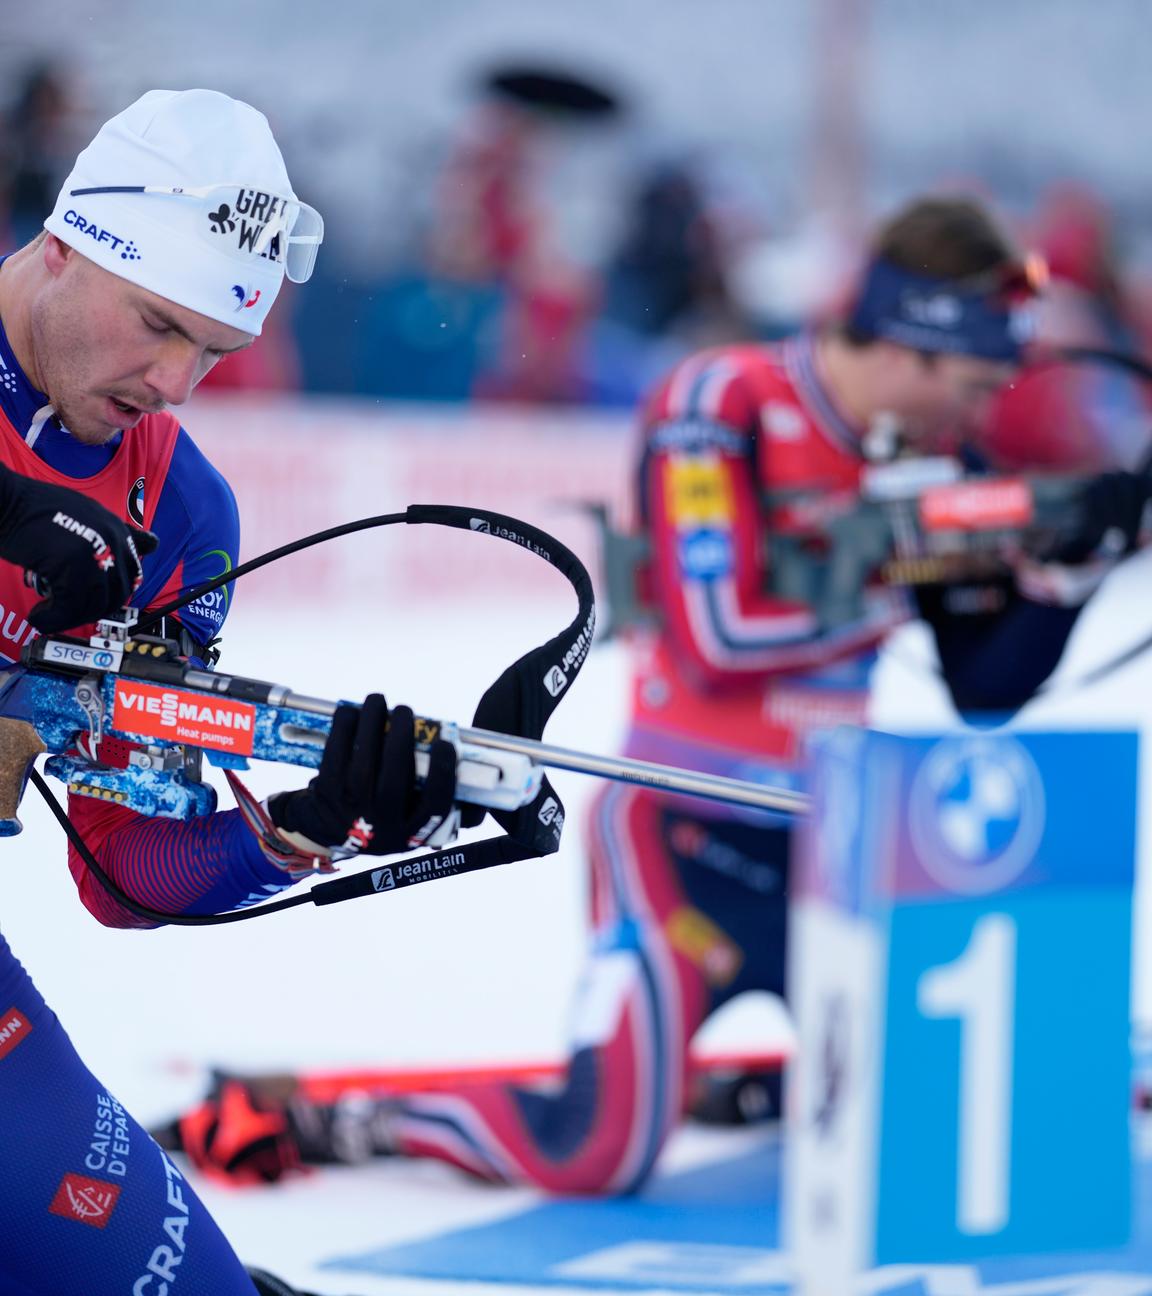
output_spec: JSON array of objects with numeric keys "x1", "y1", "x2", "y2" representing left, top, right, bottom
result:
[{"x1": 0, "y1": 303, "x2": 282, "y2": 1292}]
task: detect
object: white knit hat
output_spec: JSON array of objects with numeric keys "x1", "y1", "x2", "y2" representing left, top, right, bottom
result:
[{"x1": 44, "y1": 89, "x2": 322, "y2": 336}]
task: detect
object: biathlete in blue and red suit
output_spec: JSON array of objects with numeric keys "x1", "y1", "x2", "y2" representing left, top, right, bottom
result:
[
  {"x1": 169, "y1": 196, "x2": 1152, "y2": 1197},
  {"x1": 0, "y1": 90, "x2": 457, "y2": 1296}
]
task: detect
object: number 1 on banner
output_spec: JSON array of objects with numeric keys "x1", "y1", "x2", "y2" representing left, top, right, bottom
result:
[{"x1": 918, "y1": 913, "x2": 1017, "y2": 1235}]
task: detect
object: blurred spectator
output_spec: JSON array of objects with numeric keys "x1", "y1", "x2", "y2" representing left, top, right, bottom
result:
[
  {"x1": 384, "y1": 68, "x2": 626, "y2": 404},
  {"x1": 427, "y1": 98, "x2": 596, "y2": 404},
  {"x1": 601, "y1": 160, "x2": 744, "y2": 342},
  {"x1": 472, "y1": 244, "x2": 597, "y2": 404},
  {"x1": 580, "y1": 157, "x2": 757, "y2": 407},
  {"x1": 0, "y1": 64, "x2": 78, "y2": 250},
  {"x1": 300, "y1": 61, "x2": 768, "y2": 406},
  {"x1": 426, "y1": 101, "x2": 540, "y2": 285}
]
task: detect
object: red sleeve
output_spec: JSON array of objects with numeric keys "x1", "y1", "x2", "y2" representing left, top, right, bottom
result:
[
  {"x1": 643, "y1": 352, "x2": 903, "y2": 688},
  {"x1": 65, "y1": 794, "x2": 290, "y2": 930}
]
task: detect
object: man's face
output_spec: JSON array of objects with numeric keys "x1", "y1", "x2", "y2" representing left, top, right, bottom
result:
[
  {"x1": 30, "y1": 238, "x2": 254, "y2": 444},
  {"x1": 886, "y1": 347, "x2": 1017, "y2": 445}
]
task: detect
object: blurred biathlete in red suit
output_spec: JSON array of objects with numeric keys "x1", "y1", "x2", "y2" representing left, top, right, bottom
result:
[{"x1": 170, "y1": 197, "x2": 1152, "y2": 1195}]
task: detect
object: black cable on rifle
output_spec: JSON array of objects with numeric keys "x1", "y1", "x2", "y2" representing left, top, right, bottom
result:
[
  {"x1": 30, "y1": 504, "x2": 596, "y2": 927},
  {"x1": 133, "y1": 512, "x2": 408, "y2": 634}
]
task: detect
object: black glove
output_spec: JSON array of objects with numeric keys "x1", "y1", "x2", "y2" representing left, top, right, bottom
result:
[
  {"x1": 0, "y1": 463, "x2": 158, "y2": 632},
  {"x1": 1044, "y1": 469, "x2": 1151, "y2": 565},
  {"x1": 267, "y1": 693, "x2": 457, "y2": 855}
]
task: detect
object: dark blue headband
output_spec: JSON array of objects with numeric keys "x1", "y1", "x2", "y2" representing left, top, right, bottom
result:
[{"x1": 847, "y1": 257, "x2": 1035, "y2": 363}]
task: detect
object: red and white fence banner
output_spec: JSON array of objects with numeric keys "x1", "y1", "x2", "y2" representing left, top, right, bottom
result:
[{"x1": 186, "y1": 395, "x2": 634, "y2": 607}]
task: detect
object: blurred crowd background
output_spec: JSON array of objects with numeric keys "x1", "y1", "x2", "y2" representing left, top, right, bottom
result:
[{"x1": 3, "y1": 0, "x2": 1152, "y2": 422}]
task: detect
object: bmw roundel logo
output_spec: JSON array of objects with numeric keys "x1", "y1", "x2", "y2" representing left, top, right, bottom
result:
[
  {"x1": 909, "y1": 735, "x2": 1045, "y2": 895},
  {"x1": 127, "y1": 476, "x2": 145, "y2": 526}
]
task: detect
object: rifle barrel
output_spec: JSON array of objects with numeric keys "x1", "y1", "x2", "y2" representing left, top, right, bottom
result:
[
  {"x1": 461, "y1": 726, "x2": 810, "y2": 815},
  {"x1": 182, "y1": 673, "x2": 811, "y2": 815}
]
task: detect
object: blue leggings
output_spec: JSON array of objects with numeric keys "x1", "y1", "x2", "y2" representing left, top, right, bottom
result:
[{"x1": 0, "y1": 932, "x2": 258, "y2": 1295}]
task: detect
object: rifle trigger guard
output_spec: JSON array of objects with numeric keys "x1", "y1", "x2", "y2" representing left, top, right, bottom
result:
[{"x1": 74, "y1": 675, "x2": 105, "y2": 758}]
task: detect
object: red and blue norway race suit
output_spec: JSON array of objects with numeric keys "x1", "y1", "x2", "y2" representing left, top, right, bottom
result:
[
  {"x1": 0, "y1": 309, "x2": 291, "y2": 1291},
  {"x1": 381, "y1": 335, "x2": 905, "y2": 1192}
]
